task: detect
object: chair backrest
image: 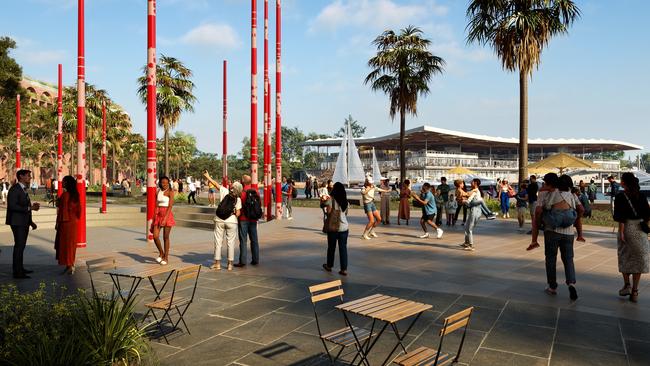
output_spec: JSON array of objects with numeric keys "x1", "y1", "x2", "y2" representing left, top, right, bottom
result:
[
  {"x1": 169, "y1": 264, "x2": 202, "y2": 306},
  {"x1": 86, "y1": 257, "x2": 117, "y2": 294},
  {"x1": 308, "y1": 280, "x2": 345, "y2": 338},
  {"x1": 436, "y1": 307, "x2": 474, "y2": 365}
]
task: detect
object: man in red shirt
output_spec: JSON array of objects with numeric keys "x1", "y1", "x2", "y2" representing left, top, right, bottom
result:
[{"x1": 235, "y1": 175, "x2": 259, "y2": 267}]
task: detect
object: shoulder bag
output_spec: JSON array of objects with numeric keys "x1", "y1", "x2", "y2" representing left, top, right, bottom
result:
[
  {"x1": 323, "y1": 200, "x2": 341, "y2": 233},
  {"x1": 623, "y1": 193, "x2": 650, "y2": 234}
]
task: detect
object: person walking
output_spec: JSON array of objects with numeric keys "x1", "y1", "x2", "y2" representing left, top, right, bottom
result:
[
  {"x1": 607, "y1": 175, "x2": 620, "y2": 213},
  {"x1": 55, "y1": 175, "x2": 81, "y2": 275},
  {"x1": 526, "y1": 175, "x2": 540, "y2": 234},
  {"x1": 305, "y1": 178, "x2": 312, "y2": 199},
  {"x1": 205, "y1": 171, "x2": 241, "y2": 271},
  {"x1": 454, "y1": 179, "x2": 468, "y2": 225},
  {"x1": 30, "y1": 180, "x2": 38, "y2": 195},
  {"x1": 587, "y1": 179, "x2": 597, "y2": 205},
  {"x1": 236, "y1": 175, "x2": 262, "y2": 267},
  {"x1": 411, "y1": 183, "x2": 443, "y2": 239},
  {"x1": 613, "y1": 172, "x2": 650, "y2": 303},
  {"x1": 379, "y1": 177, "x2": 391, "y2": 225},
  {"x1": 281, "y1": 176, "x2": 289, "y2": 218},
  {"x1": 6, "y1": 169, "x2": 40, "y2": 279},
  {"x1": 515, "y1": 182, "x2": 529, "y2": 232},
  {"x1": 397, "y1": 179, "x2": 411, "y2": 225},
  {"x1": 151, "y1": 176, "x2": 175, "y2": 265},
  {"x1": 437, "y1": 177, "x2": 451, "y2": 225},
  {"x1": 208, "y1": 180, "x2": 217, "y2": 207},
  {"x1": 529, "y1": 173, "x2": 583, "y2": 301},
  {"x1": 319, "y1": 181, "x2": 331, "y2": 219},
  {"x1": 187, "y1": 179, "x2": 198, "y2": 204},
  {"x1": 446, "y1": 192, "x2": 458, "y2": 226},
  {"x1": 1, "y1": 179, "x2": 9, "y2": 205},
  {"x1": 322, "y1": 182, "x2": 349, "y2": 276},
  {"x1": 283, "y1": 178, "x2": 295, "y2": 220},
  {"x1": 498, "y1": 179, "x2": 513, "y2": 218},
  {"x1": 461, "y1": 178, "x2": 484, "y2": 251}
]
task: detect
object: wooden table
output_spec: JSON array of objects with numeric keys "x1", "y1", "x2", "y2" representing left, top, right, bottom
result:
[
  {"x1": 105, "y1": 264, "x2": 176, "y2": 306},
  {"x1": 336, "y1": 294, "x2": 432, "y2": 366}
]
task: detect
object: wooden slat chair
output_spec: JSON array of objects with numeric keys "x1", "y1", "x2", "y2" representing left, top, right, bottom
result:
[
  {"x1": 308, "y1": 280, "x2": 372, "y2": 365},
  {"x1": 393, "y1": 307, "x2": 474, "y2": 366},
  {"x1": 86, "y1": 257, "x2": 128, "y2": 300},
  {"x1": 144, "y1": 264, "x2": 202, "y2": 344}
]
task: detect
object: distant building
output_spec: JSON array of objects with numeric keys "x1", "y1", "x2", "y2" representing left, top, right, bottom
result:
[
  {"x1": 20, "y1": 77, "x2": 57, "y2": 108},
  {"x1": 303, "y1": 125, "x2": 643, "y2": 182}
]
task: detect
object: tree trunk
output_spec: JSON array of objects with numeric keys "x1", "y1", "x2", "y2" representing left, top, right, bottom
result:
[
  {"x1": 164, "y1": 127, "x2": 169, "y2": 177},
  {"x1": 88, "y1": 136, "x2": 94, "y2": 184},
  {"x1": 399, "y1": 108, "x2": 406, "y2": 183},
  {"x1": 518, "y1": 69, "x2": 529, "y2": 184},
  {"x1": 112, "y1": 144, "x2": 117, "y2": 182},
  {"x1": 71, "y1": 142, "x2": 76, "y2": 176}
]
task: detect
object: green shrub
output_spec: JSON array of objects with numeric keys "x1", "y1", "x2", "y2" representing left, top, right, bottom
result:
[
  {"x1": 174, "y1": 192, "x2": 187, "y2": 202},
  {"x1": 0, "y1": 283, "x2": 154, "y2": 366}
]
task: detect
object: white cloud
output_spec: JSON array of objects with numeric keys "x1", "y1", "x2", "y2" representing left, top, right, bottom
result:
[
  {"x1": 180, "y1": 23, "x2": 240, "y2": 49},
  {"x1": 311, "y1": 0, "x2": 448, "y2": 32}
]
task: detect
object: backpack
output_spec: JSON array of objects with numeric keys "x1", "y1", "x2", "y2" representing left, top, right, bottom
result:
[
  {"x1": 291, "y1": 186, "x2": 297, "y2": 199},
  {"x1": 243, "y1": 189, "x2": 263, "y2": 220},
  {"x1": 216, "y1": 194, "x2": 237, "y2": 220},
  {"x1": 542, "y1": 191, "x2": 577, "y2": 229}
]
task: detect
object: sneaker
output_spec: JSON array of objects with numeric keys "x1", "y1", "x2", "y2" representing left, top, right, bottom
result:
[
  {"x1": 362, "y1": 233, "x2": 371, "y2": 240},
  {"x1": 155, "y1": 257, "x2": 163, "y2": 264},
  {"x1": 568, "y1": 285, "x2": 578, "y2": 301},
  {"x1": 227, "y1": 261, "x2": 234, "y2": 271},
  {"x1": 463, "y1": 245, "x2": 475, "y2": 251},
  {"x1": 210, "y1": 262, "x2": 221, "y2": 270},
  {"x1": 419, "y1": 233, "x2": 430, "y2": 239},
  {"x1": 545, "y1": 287, "x2": 557, "y2": 296},
  {"x1": 487, "y1": 214, "x2": 496, "y2": 220},
  {"x1": 370, "y1": 230, "x2": 378, "y2": 238},
  {"x1": 288, "y1": 216, "x2": 294, "y2": 220},
  {"x1": 459, "y1": 243, "x2": 469, "y2": 248},
  {"x1": 436, "y1": 228, "x2": 443, "y2": 239}
]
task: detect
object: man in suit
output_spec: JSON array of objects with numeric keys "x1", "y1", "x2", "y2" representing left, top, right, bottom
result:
[{"x1": 6, "y1": 169, "x2": 40, "y2": 279}]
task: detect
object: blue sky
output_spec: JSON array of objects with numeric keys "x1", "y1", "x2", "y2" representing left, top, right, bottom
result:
[{"x1": 2, "y1": 0, "x2": 649, "y2": 156}]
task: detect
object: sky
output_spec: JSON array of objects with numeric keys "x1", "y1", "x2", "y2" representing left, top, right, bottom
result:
[{"x1": 2, "y1": 0, "x2": 649, "y2": 157}]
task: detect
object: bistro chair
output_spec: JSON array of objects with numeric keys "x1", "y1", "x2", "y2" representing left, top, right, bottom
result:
[
  {"x1": 393, "y1": 307, "x2": 474, "y2": 366},
  {"x1": 308, "y1": 280, "x2": 372, "y2": 365},
  {"x1": 85, "y1": 257, "x2": 124, "y2": 299},
  {"x1": 144, "y1": 264, "x2": 202, "y2": 344}
]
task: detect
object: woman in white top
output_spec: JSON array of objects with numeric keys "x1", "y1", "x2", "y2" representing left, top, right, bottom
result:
[
  {"x1": 360, "y1": 177, "x2": 390, "y2": 240},
  {"x1": 152, "y1": 176, "x2": 175, "y2": 265},
  {"x1": 322, "y1": 182, "x2": 350, "y2": 275},
  {"x1": 204, "y1": 171, "x2": 241, "y2": 271},
  {"x1": 1, "y1": 180, "x2": 9, "y2": 204}
]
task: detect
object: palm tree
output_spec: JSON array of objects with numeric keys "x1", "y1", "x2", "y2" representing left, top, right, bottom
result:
[
  {"x1": 85, "y1": 85, "x2": 110, "y2": 184},
  {"x1": 365, "y1": 26, "x2": 445, "y2": 182},
  {"x1": 466, "y1": 0, "x2": 580, "y2": 182},
  {"x1": 137, "y1": 55, "x2": 196, "y2": 177}
]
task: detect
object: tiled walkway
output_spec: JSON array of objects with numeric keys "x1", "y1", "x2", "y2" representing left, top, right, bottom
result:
[{"x1": 1, "y1": 206, "x2": 649, "y2": 365}]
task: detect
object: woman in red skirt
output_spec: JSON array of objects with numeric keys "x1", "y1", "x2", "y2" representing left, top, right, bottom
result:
[
  {"x1": 152, "y1": 176, "x2": 175, "y2": 265},
  {"x1": 55, "y1": 176, "x2": 81, "y2": 274}
]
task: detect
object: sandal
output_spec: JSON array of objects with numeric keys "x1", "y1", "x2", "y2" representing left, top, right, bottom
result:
[
  {"x1": 526, "y1": 243, "x2": 540, "y2": 251},
  {"x1": 619, "y1": 285, "x2": 632, "y2": 297},
  {"x1": 545, "y1": 287, "x2": 557, "y2": 296},
  {"x1": 630, "y1": 290, "x2": 639, "y2": 303}
]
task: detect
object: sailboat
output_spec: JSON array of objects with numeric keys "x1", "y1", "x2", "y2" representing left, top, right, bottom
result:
[
  {"x1": 371, "y1": 147, "x2": 383, "y2": 182},
  {"x1": 332, "y1": 119, "x2": 366, "y2": 186}
]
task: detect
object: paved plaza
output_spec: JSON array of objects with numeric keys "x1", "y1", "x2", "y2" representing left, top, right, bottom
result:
[{"x1": 1, "y1": 206, "x2": 650, "y2": 365}]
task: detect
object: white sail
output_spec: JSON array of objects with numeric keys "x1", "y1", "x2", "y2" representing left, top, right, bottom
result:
[
  {"x1": 347, "y1": 120, "x2": 366, "y2": 183},
  {"x1": 372, "y1": 147, "x2": 382, "y2": 182},
  {"x1": 332, "y1": 128, "x2": 348, "y2": 185}
]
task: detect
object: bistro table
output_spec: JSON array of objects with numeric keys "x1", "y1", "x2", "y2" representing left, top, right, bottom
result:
[
  {"x1": 336, "y1": 293, "x2": 432, "y2": 366},
  {"x1": 105, "y1": 264, "x2": 177, "y2": 308}
]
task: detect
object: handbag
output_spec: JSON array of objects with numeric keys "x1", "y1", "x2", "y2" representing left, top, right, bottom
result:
[
  {"x1": 507, "y1": 186, "x2": 516, "y2": 198},
  {"x1": 623, "y1": 193, "x2": 650, "y2": 234},
  {"x1": 322, "y1": 200, "x2": 341, "y2": 233}
]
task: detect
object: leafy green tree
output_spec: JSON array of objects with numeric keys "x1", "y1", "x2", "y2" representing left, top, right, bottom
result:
[
  {"x1": 365, "y1": 26, "x2": 445, "y2": 182},
  {"x1": 137, "y1": 55, "x2": 197, "y2": 177},
  {"x1": 334, "y1": 115, "x2": 366, "y2": 138},
  {"x1": 0, "y1": 36, "x2": 23, "y2": 138},
  {"x1": 585, "y1": 151, "x2": 625, "y2": 161},
  {"x1": 466, "y1": 0, "x2": 580, "y2": 183}
]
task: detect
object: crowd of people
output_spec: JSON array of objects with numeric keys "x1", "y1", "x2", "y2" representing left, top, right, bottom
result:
[{"x1": 3, "y1": 169, "x2": 648, "y2": 305}]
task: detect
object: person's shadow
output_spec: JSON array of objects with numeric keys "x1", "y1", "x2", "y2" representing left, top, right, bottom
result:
[{"x1": 118, "y1": 251, "x2": 157, "y2": 264}]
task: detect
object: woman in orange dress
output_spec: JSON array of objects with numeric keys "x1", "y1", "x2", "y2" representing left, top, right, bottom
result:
[
  {"x1": 398, "y1": 179, "x2": 411, "y2": 225},
  {"x1": 55, "y1": 175, "x2": 81, "y2": 274}
]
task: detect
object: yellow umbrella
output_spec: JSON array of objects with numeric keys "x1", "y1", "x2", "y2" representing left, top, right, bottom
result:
[
  {"x1": 528, "y1": 153, "x2": 600, "y2": 174},
  {"x1": 447, "y1": 166, "x2": 474, "y2": 175}
]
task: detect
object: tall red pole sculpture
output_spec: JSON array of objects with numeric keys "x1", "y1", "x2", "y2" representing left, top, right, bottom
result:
[
  {"x1": 274, "y1": 0, "x2": 282, "y2": 219},
  {"x1": 101, "y1": 102, "x2": 107, "y2": 213},
  {"x1": 76, "y1": 0, "x2": 87, "y2": 248},
  {"x1": 263, "y1": 0, "x2": 271, "y2": 220},
  {"x1": 57, "y1": 64, "x2": 64, "y2": 197},
  {"x1": 15, "y1": 95, "x2": 20, "y2": 169},
  {"x1": 250, "y1": 0, "x2": 259, "y2": 188},
  {"x1": 146, "y1": 0, "x2": 157, "y2": 242},
  {"x1": 222, "y1": 60, "x2": 228, "y2": 187}
]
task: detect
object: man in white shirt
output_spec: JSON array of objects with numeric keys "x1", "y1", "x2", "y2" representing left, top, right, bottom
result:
[{"x1": 188, "y1": 180, "x2": 198, "y2": 204}]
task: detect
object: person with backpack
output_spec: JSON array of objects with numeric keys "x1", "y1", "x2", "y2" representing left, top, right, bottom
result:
[
  {"x1": 203, "y1": 171, "x2": 241, "y2": 271},
  {"x1": 236, "y1": 175, "x2": 263, "y2": 267},
  {"x1": 322, "y1": 182, "x2": 349, "y2": 276},
  {"x1": 529, "y1": 173, "x2": 584, "y2": 301}
]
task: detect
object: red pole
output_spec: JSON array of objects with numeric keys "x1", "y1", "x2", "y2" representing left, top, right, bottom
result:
[
  {"x1": 146, "y1": 0, "x2": 157, "y2": 242},
  {"x1": 76, "y1": 0, "x2": 87, "y2": 248},
  {"x1": 101, "y1": 102, "x2": 107, "y2": 213},
  {"x1": 263, "y1": 0, "x2": 271, "y2": 220},
  {"x1": 15, "y1": 94, "x2": 20, "y2": 169},
  {"x1": 275, "y1": 0, "x2": 282, "y2": 219},
  {"x1": 222, "y1": 60, "x2": 228, "y2": 187},
  {"x1": 57, "y1": 64, "x2": 63, "y2": 197},
  {"x1": 250, "y1": 0, "x2": 259, "y2": 188},
  {"x1": 266, "y1": 80, "x2": 272, "y2": 220}
]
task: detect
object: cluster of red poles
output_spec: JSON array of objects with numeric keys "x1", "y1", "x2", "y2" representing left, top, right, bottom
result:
[{"x1": 13, "y1": 0, "x2": 284, "y2": 247}]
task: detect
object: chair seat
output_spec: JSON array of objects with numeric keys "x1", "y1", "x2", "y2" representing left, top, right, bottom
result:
[
  {"x1": 145, "y1": 296, "x2": 190, "y2": 310},
  {"x1": 393, "y1": 346, "x2": 452, "y2": 366},
  {"x1": 322, "y1": 326, "x2": 372, "y2": 347}
]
